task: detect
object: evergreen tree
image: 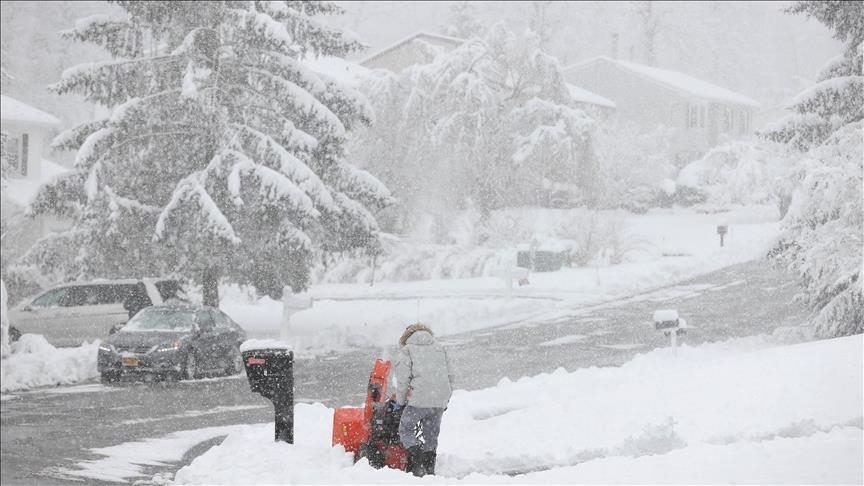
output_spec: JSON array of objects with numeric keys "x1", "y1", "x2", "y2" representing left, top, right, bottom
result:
[
  {"x1": 761, "y1": 0, "x2": 863, "y2": 337},
  {"x1": 24, "y1": 1, "x2": 392, "y2": 306}
]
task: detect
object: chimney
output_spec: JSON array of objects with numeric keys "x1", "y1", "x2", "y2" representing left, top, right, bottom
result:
[{"x1": 610, "y1": 33, "x2": 619, "y2": 59}]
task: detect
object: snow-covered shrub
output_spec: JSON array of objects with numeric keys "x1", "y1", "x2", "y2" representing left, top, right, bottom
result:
[
  {"x1": 555, "y1": 209, "x2": 633, "y2": 266},
  {"x1": 677, "y1": 139, "x2": 797, "y2": 214},
  {"x1": 313, "y1": 241, "x2": 504, "y2": 284},
  {"x1": 594, "y1": 123, "x2": 677, "y2": 211}
]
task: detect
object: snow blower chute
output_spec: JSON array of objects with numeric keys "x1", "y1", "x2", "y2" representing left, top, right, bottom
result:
[{"x1": 332, "y1": 358, "x2": 408, "y2": 470}]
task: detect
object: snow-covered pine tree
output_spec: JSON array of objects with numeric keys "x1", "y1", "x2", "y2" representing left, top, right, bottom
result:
[
  {"x1": 760, "y1": 0, "x2": 863, "y2": 337},
  {"x1": 354, "y1": 23, "x2": 594, "y2": 233},
  {"x1": 25, "y1": 1, "x2": 392, "y2": 306}
]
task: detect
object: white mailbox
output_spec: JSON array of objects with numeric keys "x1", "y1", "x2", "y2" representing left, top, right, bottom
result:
[{"x1": 653, "y1": 309, "x2": 688, "y2": 356}]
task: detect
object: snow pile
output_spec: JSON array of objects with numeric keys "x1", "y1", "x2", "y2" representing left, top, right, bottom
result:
[
  {"x1": 174, "y1": 334, "x2": 862, "y2": 484},
  {"x1": 0, "y1": 334, "x2": 99, "y2": 393}
]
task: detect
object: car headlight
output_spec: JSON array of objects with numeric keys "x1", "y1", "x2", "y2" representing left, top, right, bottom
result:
[
  {"x1": 151, "y1": 340, "x2": 182, "y2": 353},
  {"x1": 99, "y1": 344, "x2": 114, "y2": 353}
]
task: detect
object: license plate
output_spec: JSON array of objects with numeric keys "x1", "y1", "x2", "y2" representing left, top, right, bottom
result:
[{"x1": 122, "y1": 357, "x2": 139, "y2": 367}]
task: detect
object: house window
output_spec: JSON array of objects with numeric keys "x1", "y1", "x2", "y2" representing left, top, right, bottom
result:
[
  {"x1": 20, "y1": 133, "x2": 29, "y2": 177},
  {"x1": 688, "y1": 104, "x2": 706, "y2": 129},
  {"x1": 723, "y1": 107, "x2": 732, "y2": 132},
  {"x1": 2, "y1": 135, "x2": 19, "y2": 174}
]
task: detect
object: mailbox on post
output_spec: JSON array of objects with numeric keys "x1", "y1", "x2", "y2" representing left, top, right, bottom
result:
[
  {"x1": 716, "y1": 225, "x2": 728, "y2": 247},
  {"x1": 653, "y1": 309, "x2": 688, "y2": 356},
  {"x1": 241, "y1": 340, "x2": 294, "y2": 443}
]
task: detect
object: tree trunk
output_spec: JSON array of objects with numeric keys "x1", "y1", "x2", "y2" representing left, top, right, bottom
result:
[{"x1": 202, "y1": 267, "x2": 220, "y2": 308}]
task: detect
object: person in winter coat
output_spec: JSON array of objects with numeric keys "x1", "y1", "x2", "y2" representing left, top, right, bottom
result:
[{"x1": 393, "y1": 323, "x2": 453, "y2": 477}]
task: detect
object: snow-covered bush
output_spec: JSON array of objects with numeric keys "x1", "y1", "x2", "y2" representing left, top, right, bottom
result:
[
  {"x1": 761, "y1": 1, "x2": 863, "y2": 337},
  {"x1": 554, "y1": 209, "x2": 636, "y2": 266},
  {"x1": 594, "y1": 123, "x2": 677, "y2": 212},
  {"x1": 677, "y1": 139, "x2": 800, "y2": 216},
  {"x1": 26, "y1": 1, "x2": 392, "y2": 305}
]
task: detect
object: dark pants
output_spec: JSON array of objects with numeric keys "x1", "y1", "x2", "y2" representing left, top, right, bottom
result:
[{"x1": 398, "y1": 406, "x2": 444, "y2": 452}]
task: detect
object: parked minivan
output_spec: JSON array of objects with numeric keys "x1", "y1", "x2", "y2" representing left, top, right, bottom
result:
[{"x1": 8, "y1": 279, "x2": 186, "y2": 347}]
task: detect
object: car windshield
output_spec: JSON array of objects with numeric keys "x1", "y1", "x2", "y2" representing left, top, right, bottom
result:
[{"x1": 121, "y1": 308, "x2": 195, "y2": 332}]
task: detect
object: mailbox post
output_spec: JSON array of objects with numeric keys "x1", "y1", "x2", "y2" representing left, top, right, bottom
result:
[
  {"x1": 653, "y1": 309, "x2": 688, "y2": 357},
  {"x1": 716, "y1": 225, "x2": 728, "y2": 247},
  {"x1": 241, "y1": 341, "x2": 294, "y2": 443}
]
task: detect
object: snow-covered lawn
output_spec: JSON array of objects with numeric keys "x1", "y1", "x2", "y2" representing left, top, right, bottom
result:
[
  {"x1": 140, "y1": 334, "x2": 861, "y2": 484},
  {"x1": 223, "y1": 205, "x2": 782, "y2": 354},
  {"x1": 0, "y1": 334, "x2": 99, "y2": 393}
]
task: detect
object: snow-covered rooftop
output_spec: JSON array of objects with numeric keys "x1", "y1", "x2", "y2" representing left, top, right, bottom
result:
[
  {"x1": 0, "y1": 95, "x2": 61, "y2": 126},
  {"x1": 3, "y1": 159, "x2": 69, "y2": 207},
  {"x1": 566, "y1": 83, "x2": 616, "y2": 108},
  {"x1": 302, "y1": 56, "x2": 371, "y2": 86},
  {"x1": 357, "y1": 31, "x2": 465, "y2": 66},
  {"x1": 565, "y1": 56, "x2": 760, "y2": 108}
]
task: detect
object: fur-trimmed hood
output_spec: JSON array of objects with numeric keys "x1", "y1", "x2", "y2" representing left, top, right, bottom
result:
[{"x1": 399, "y1": 323, "x2": 434, "y2": 347}]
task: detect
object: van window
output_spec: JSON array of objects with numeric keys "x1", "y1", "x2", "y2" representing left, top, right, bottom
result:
[
  {"x1": 91, "y1": 284, "x2": 137, "y2": 305},
  {"x1": 63, "y1": 286, "x2": 98, "y2": 307},
  {"x1": 211, "y1": 310, "x2": 235, "y2": 330},
  {"x1": 155, "y1": 280, "x2": 183, "y2": 301},
  {"x1": 196, "y1": 311, "x2": 216, "y2": 331},
  {"x1": 31, "y1": 288, "x2": 68, "y2": 308}
]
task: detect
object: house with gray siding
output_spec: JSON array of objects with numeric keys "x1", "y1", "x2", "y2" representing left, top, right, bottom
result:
[{"x1": 563, "y1": 56, "x2": 759, "y2": 164}]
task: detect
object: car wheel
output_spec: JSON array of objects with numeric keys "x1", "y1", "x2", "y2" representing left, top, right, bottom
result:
[
  {"x1": 9, "y1": 326, "x2": 21, "y2": 343},
  {"x1": 100, "y1": 371, "x2": 117, "y2": 385},
  {"x1": 226, "y1": 345, "x2": 243, "y2": 376},
  {"x1": 182, "y1": 351, "x2": 199, "y2": 381}
]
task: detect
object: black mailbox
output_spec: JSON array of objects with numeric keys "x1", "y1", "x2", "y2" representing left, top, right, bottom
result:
[{"x1": 242, "y1": 347, "x2": 294, "y2": 443}]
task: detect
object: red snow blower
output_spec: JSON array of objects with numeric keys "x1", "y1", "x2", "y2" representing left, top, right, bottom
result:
[{"x1": 332, "y1": 359, "x2": 408, "y2": 471}]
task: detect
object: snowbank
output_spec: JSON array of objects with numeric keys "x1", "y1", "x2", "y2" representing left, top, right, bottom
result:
[
  {"x1": 0, "y1": 334, "x2": 99, "y2": 393},
  {"x1": 173, "y1": 334, "x2": 863, "y2": 484}
]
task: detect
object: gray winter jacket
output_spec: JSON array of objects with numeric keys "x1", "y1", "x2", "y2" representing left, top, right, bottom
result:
[{"x1": 394, "y1": 326, "x2": 453, "y2": 409}]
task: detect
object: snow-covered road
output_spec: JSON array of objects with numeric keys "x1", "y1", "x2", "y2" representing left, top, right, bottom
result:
[{"x1": 0, "y1": 260, "x2": 809, "y2": 484}]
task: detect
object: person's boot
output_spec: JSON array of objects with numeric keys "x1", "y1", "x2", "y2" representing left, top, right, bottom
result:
[
  {"x1": 421, "y1": 450, "x2": 437, "y2": 475},
  {"x1": 405, "y1": 445, "x2": 424, "y2": 477}
]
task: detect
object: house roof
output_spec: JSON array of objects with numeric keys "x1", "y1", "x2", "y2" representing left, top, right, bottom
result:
[
  {"x1": 565, "y1": 56, "x2": 760, "y2": 108},
  {"x1": 303, "y1": 55, "x2": 371, "y2": 86},
  {"x1": 3, "y1": 159, "x2": 70, "y2": 207},
  {"x1": 1, "y1": 95, "x2": 62, "y2": 126},
  {"x1": 566, "y1": 83, "x2": 616, "y2": 108},
  {"x1": 357, "y1": 31, "x2": 465, "y2": 67}
]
